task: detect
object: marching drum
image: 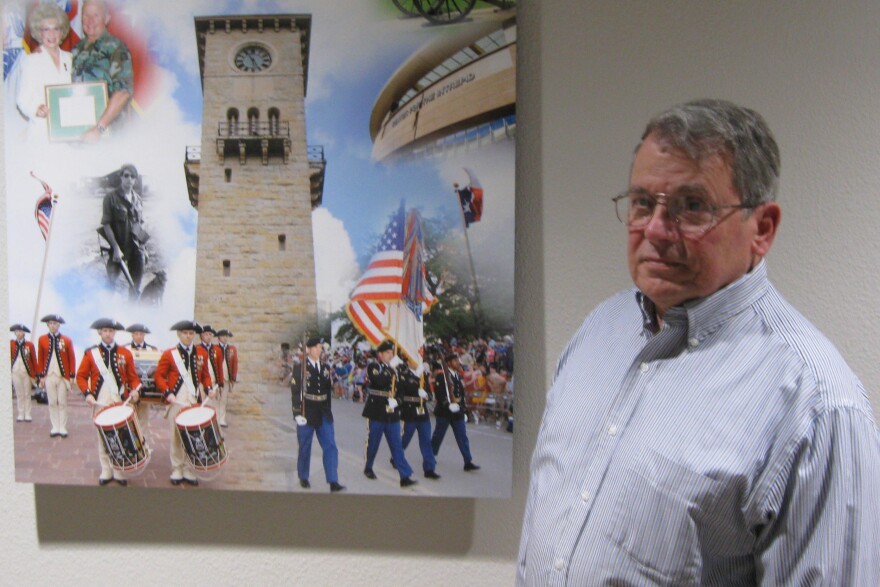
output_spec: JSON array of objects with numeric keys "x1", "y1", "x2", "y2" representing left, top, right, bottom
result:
[
  {"x1": 175, "y1": 405, "x2": 228, "y2": 472},
  {"x1": 93, "y1": 403, "x2": 150, "y2": 472}
]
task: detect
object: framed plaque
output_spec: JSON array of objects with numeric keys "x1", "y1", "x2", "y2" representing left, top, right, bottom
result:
[{"x1": 45, "y1": 81, "x2": 108, "y2": 142}]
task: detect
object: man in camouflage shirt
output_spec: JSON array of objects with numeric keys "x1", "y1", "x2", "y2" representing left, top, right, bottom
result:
[{"x1": 72, "y1": 0, "x2": 132, "y2": 142}]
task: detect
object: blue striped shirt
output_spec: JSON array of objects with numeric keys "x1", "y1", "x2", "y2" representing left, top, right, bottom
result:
[{"x1": 518, "y1": 261, "x2": 880, "y2": 586}]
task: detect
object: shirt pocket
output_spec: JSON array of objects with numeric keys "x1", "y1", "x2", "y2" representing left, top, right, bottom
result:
[{"x1": 604, "y1": 450, "x2": 720, "y2": 583}]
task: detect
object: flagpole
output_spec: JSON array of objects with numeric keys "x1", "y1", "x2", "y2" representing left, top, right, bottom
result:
[
  {"x1": 453, "y1": 184, "x2": 483, "y2": 338},
  {"x1": 30, "y1": 191, "x2": 59, "y2": 343}
]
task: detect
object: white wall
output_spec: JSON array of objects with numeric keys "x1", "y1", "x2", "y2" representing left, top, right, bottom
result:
[{"x1": 3, "y1": 2, "x2": 879, "y2": 584}]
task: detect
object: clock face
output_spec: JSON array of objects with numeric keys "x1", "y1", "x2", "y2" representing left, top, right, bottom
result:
[{"x1": 234, "y1": 45, "x2": 272, "y2": 72}]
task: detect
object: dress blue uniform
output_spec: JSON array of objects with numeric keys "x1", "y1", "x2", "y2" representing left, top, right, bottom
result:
[
  {"x1": 397, "y1": 365, "x2": 438, "y2": 478},
  {"x1": 362, "y1": 348, "x2": 416, "y2": 486},
  {"x1": 291, "y1": 354, "x2": 341, "y2": 489},
  {"x1": 432, "y1": 356, "x2": 479, "y2": 471}
]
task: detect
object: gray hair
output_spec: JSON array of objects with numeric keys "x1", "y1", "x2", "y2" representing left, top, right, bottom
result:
[
  {"x1": 29, "y1": 4, "x2": 71, "y2": 44},
  {"x1": 639, "y1": 99, "x2": 781, "y2": 208}
]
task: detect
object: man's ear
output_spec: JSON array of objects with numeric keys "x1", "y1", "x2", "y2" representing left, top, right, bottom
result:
[{"x1": 751, "y1": 201, "x2": 781, "y2": 257}]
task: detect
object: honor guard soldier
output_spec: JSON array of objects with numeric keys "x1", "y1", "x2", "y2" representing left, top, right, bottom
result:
[
  {"x1": 197, "y1": 324, "x2": 225, "y2": 408},
  {"x1": 215, "y1": 329, "x2": 238, "y2": 427},
  {"x1": 125, "y1": 323, "x2": 157, "y2": 350},
  {"x1": 397, "y1": 357, "x2": 440, "y2": 480},
  {"x1": 290, "y1": 336, "x2": 345, "y2": 492},
  {"x1": 36, "y1": 314, "x2": 76, "y2": 438},
  {"x1": 431, "y1": 353, "x2": 480, "y2": 472},
  {"x1": 77, "y1": 318, "x2": 141, "y2": 486},
  {"x1": 125, "y1": 323, "x2": 157, "y2": 431},
  {"x1": 362, "y1": 340, "x2": 417, "y2": 488},
  {"x1": 154, "y1": 320, "x2": 214, "y2": 486},
  {"x1": 10, "y1": 324, "x2": 38, "y2": 422}
]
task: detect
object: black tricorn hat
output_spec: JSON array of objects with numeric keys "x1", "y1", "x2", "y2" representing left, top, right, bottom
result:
[
  {"x1": 40, "y1": 314, "x2": 65, "y2": 324},
  {"x1": 10, "y1": 324, "x2": 31, "y2": 333},
  {"x1": 216, "y1": 329, "x2": 233, "y2": 338},
  {"x1": 90, "y1": 318, "x2": 124, "y2": 330},
  {"x1": 376, "y1": 340, "x2": 395, "y2": 353},
  {"x1": 200, "y1": 324, "x2": 216, "y2": 335},
  {"x1": 170, "y1": 320, "x2": 201, "y2": 332},
  {"x1": 126, "y1": 323, "x2": 151, "y2": 334},
  {"x1": 306, "y1": 336, "x2": 324, "y2": 348}
]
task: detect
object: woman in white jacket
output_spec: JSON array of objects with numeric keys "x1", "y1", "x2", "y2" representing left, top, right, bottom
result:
[{"x1": 16, "y1": 3, "x2": 72, "y2": 144}]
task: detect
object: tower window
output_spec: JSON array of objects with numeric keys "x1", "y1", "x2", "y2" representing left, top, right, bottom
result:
[
  {"x1": 268, "y1": 107, "x2": 280, "y2": 136},
  {"x1": 223, "y1": 259, "x2": 231, "y2": 277},
  {"x1": 225, "y1": 168, "x2": 232, "y2": 182},
  {"x1": 278, "y1": 234, "x2": 286, "y2": 251},
  {"x1": 227, "y1": 108, "x2": 239, "y2": 136},
  {"x1": 247, "y1": 107, "x2": 260, "y2": 135}
]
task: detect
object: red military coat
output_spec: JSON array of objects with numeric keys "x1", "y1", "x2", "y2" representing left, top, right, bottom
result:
[
  {"x1": 37, "y1": 333, "x2": 76, "y2": 379},
  {"x1": 154, "y1": 344, "x2": 212, "y2": 402},
  {"x1": 199, "y1": 342, "x2": 225, "y2": 387},
  {"x1": 76, "y1": 344, "x2": 141, "y2": 400},
  {"x1": 10, "y1": 339, "x2": 38, "y2": 377},
  {"x1": 219, "y1": 343, "x2": 238, "y2": 383}
]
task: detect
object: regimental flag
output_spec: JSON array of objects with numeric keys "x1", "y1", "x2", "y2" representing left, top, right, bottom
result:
[
  {"x1": 31, "y1": 172, "x2": 55, "y2": 241},
  {"x1": 346, "y1": 202, "x2": 435, "y2": 364},
  {"x1": 463, "y1": 167, "x2": 484, "y2": 225}
]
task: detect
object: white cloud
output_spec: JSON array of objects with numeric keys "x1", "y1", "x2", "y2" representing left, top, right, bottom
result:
[{"x1": 312, "y1": 207, "x2": 359, "y2": 312}]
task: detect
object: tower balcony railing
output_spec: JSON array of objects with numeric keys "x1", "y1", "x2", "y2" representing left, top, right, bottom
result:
[{"x1": 218, "y1": 121, "x2": 290, "y2": 138}]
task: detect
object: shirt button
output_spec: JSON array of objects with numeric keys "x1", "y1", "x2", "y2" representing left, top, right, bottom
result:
[
  {"x1": 607, "y1": 424, "x2": 618, "y2": 436},
  {"x1": 580, "y1": 491, "x2": 590, "y2": 503},
  {"x1": 554, "y1": 559, "x2": 566, "y2": 571},
  {"x1": 688, "y1": 337, "x2": 699, "y2": 348},
  {"x1": 639, "y1": 362, "x2": 649, "y2": 373}
]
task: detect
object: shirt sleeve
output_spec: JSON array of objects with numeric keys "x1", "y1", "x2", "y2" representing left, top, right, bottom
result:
[
  {"x1": 108, "y1": 40, "x2": 133, "y2": 95},
  {"x1": 756, "y1": 406, "x2": 880, "y2": 585}
]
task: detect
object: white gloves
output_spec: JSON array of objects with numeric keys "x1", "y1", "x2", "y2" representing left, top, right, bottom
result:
[
  {"x1": 388, "y1": 398, "x2": 399, "y2": 410},
  {"x1": 295, "y1": 415, "x2": 308, "y2": 426},
  {"x1": 418, "y1": 388, "x2": 429, "y2": 400},
  {"x1": 389, "y1": 356, "x2": 403, "y2": 369},
  {"x1": 449, "y1": 402, "x2": 461, "y2": 413}
]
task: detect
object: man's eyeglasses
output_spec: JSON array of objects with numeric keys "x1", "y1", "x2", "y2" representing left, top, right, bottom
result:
[{"x1": 612, "y1": 188, "x2": 755, "y2": 237}]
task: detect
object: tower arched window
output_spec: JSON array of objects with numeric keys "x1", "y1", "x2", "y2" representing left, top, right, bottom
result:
[
  {"x1": 227, "y1": 108, "x2": 239, "y2": 136},
  {"x1": 268, "y1": 107, "x2": 280, "y2": 136},
  {"x1": 247, "y1": 107, "x2": 260, "y2": 135}
]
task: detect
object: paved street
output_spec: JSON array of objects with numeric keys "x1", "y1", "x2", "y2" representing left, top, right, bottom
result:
[{"x1": 11, "y1": 384, "x2": 513, "y2": 498}]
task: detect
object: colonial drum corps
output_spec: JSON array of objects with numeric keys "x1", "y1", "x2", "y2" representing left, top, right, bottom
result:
[{"x1": 11, "y1": 314, "x2": 495, "y2": 492}]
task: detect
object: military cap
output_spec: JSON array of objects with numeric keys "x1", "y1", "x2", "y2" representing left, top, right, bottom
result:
[
  {"x1": 126, "y1": 323, "x2": 151, "y2": 334},
  {"x1": 377, "y1": 340, "x2": 395, "y2": 353},
  {"x1": 216, "y1": 329, "x2": 233, "y2": 338},
  {"x1": 170, "y1": 320, "x2": 201, "y2": 332},
  {"x1": 10, "y1": 324, "x2": 31, "y2": 333},
  {"x1": 306, "y1": 336, "x2": 324, "y2": 348},
  {"x1": 40, "y1": 314, "x2": 65, "y2": 324},
  {"x1": 90, "y1": 318, "x2": 124, "y2": 330}
]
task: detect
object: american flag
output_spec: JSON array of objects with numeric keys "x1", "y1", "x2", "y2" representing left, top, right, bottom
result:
[
  {"x1": 32, "y1": 172, "x2": 55, "y2": 241},
  {"x1": 346, "y1": 202, "x2": 435, "y2": 363}
]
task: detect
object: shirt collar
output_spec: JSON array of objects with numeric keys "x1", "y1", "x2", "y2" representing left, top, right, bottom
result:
[{"x1": 636, "y1": 259, "x2": 771, "y2": 342}]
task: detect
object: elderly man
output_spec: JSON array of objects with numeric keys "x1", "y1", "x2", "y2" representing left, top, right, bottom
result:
[
  {"x1": 517, "y1": 99, "x2": 880, "y2": 585},
  {"x1": 101, "y1": 163, "x2": 148, "y2": 298},
  {"x1": 71, "y1": 0, "x2": 132, "y2": 141}
]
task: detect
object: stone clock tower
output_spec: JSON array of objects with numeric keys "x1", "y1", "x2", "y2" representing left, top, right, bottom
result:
[{"x1": 184, "y1": 15, "x2": 324, "y2": 480}]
